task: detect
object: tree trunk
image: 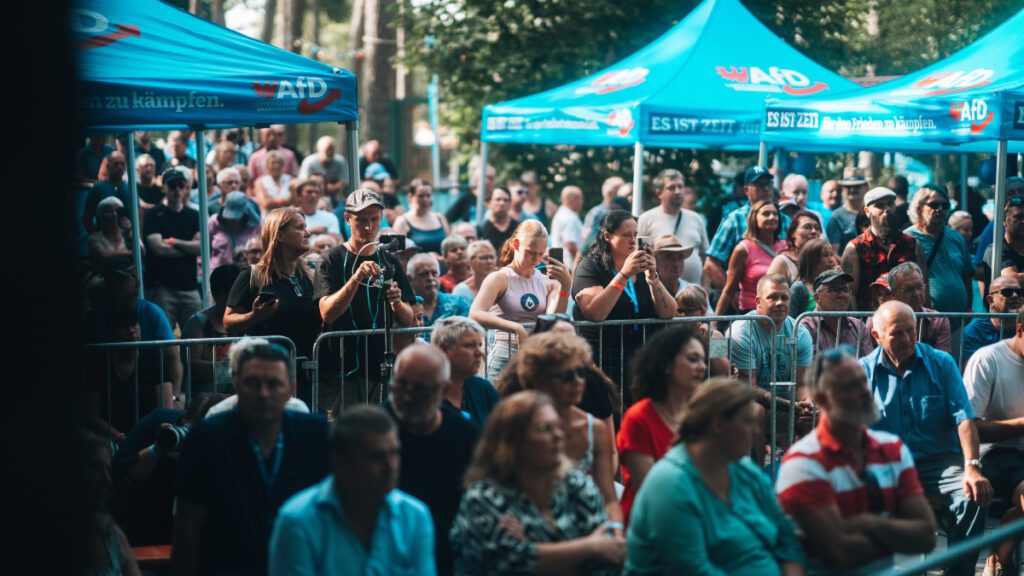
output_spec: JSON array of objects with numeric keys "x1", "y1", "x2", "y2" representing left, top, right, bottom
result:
[
  {"x1": 285, "y1": 0, "x2": 306, "y2": 151},
  {"x1": 210, "y1": 0, "x2": 225, "y2": 25},
  {"x1": 261, "y1": 0, "x2": 277, "y2": 44},
  {"x1": 358, "y1": 0, "x2": 397, "y2": 152},
  {"x1": 189, "y1": 0, "x2": 199, "y2": 15}
]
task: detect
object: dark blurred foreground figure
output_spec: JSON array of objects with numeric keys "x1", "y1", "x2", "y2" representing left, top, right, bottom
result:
[
  {"x1": 450, "y1": 390, "x2": 625, "y2": 575},
  {"x1": 172, "y1": 339, "x2": 328, "y2": 575},
  {"x1": 269, "y1": 405, "x2": 435, "y2": 575},
  {"x1": 625, "y1": 379, "x2": 804, "y2": 575},
  {"x1": 776, "y1": 347, "x2": 935, "y2": 573}
]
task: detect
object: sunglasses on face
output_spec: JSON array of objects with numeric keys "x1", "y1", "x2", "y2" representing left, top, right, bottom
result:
[
  {"x1": 548, "y1": 365, "x2": 587, "y2": 383},
  {"x1": 925, "y1": 201, "x2": 949, "y2": 210},
  {"x1": 990, "y1": 287, "x2": 1024, "y2": 298}
]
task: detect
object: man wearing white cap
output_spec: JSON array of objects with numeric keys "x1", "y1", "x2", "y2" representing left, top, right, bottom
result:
[
  {"x1": 637, "y1": 169, "x2": 709, "y2": 285},
  {"x1": 841, "y1": 187, "x2": 926, "y2": 311}
]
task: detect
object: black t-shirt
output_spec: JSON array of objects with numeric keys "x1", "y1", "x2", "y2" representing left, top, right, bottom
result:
[
  {"x1": 226, "y1": 267, "x2": 322, "y2": 358},
  {"x1": 984, "y1": 240, "x2": 1024, "y2": 274},
  {"x1": 571, "y1": 255, "x2": 660, "y2": 403},
  {"x1": 385, "y1": 402, "x2": 479, "y2": 576},
  {"x1": 138, "y1": 183, "x2": 164, "y2": 205},
  {"x1": 477, "y1": 217, "x2": 520, "y2": 254},
  {"x1": 312, "y1": 244, "x2": 415, "y2": 377},
  {"x1": 143, "y1": 204, "x2": 200, "y2": 291},
  {"x1": 445, "y1": 192, "x2": 477, "y2": 224},
  {"x1": 175, "y1": 411, "x2": 329, "y2": 575}
]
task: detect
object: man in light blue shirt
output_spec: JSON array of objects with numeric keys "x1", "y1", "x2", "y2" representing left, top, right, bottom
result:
[
  {"x1": 269, "y1": 405, "x2": 436, "y2": 576},
  {"x1": 860, "y1": 301, "x2": 992, "y2": 576}
]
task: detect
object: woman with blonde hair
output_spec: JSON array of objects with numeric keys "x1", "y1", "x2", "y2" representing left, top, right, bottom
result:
[
  {"x1": 675, "y1": 284, "x2": 730, "y2": 377},
  {"x1": 450, "y1": 390, "x2": 625, "y2": 575},
  {"x1": 470, "y1": 220, "x2": 571, "y2": 380},
  {"x1": 626, "y1": 379, "x2": 805, "y2": 575},
  {"x1": 452, "y1": 239, "x2": 497, "y2": 302},
  {"x1": 716, "y1": 200, "x2": 786, "y2": 315},
  {"x1": 224, "y1": 208, "x2": 321, "y2": 363},
  {"x1": 497, "y1": 333, "x2": 624, "y2": 532}
]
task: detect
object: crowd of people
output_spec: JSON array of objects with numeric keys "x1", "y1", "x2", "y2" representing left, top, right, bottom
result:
[{"x1": 75, "y1": 129, "x2": 1023, "y2": 575}]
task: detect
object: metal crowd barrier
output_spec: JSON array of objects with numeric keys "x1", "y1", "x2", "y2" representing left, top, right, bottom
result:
[
  {"x1": 793, "y1": 310, "x2": 1016, "y2": 370},
  {"x1": 83, "y1": 336, "x2": 298, "y2": 435},
  {"x1": 877, "y1": 518, "x2": 1024, "y2": 576}
]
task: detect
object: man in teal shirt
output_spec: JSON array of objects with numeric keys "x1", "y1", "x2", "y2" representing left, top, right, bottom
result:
[{"x1": 269, "y1": 405, "x2": 436, "y2": 576}]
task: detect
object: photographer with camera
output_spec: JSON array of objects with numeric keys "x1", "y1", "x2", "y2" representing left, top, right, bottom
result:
[
  {"x1": 315, "y1": 188, "x2": 416, "y2": 414},
  {"x1": 224, "y1": 208, "x2": 323, "y2": 402}
]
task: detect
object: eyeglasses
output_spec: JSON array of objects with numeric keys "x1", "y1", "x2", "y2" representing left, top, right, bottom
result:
[
  {"x1": 819, "y1": 285, "x2": 851, "y2": 295},
  {"x1": 989, "y1": 287, "x2": 1024, "y2": 298},
  {"x1": 548, "y1": 365, "x2": 588, "y2": 383},
  {"x1": 925, "y1": 201, "x2": 950, "y2": 210}
]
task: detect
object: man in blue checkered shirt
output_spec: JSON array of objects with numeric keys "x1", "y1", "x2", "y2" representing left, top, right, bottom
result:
[{"x1": 704, "y1": 165, "x2": 790, "y2": 291}]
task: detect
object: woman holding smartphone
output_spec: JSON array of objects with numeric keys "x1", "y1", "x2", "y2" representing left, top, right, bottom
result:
[{"x1": 224, "y1": 208, "x2": 323, "y2": 393}]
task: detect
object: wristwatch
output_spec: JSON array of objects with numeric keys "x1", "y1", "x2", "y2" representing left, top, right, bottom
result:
[{"x1": 965, "y1": 458, "x2": 982, "y2": 470}]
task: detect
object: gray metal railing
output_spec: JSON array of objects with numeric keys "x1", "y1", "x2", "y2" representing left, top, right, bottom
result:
[{"x1": 877, "y1": 519, "x2": 1024, "y2": 576}]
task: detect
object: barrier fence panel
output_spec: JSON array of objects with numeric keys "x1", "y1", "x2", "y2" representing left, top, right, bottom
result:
[
  {"x1": 83, "y1": 336, "x2": 298, "y2": 439},
  {"x1": 879, "y1": 518, "x2": 1024, "y2": 576}
]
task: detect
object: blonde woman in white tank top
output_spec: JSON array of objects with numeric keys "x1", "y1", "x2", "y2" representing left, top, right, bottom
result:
[{"x1": 470, "y1": 220, "x2": 572, "y2": 381}]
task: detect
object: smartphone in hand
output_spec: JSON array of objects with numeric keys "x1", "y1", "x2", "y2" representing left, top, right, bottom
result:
[
  {"x1": 547, "y1": 247, "x2": 564, "y2": 275},
  {"x1": 256, "y1": 291, "x2": 278, "y2": 306}
]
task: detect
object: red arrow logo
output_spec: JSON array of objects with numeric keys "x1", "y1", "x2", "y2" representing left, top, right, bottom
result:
[
  {"x1": 949, "y1": 102, "x2": 963, "y2": 120},
  {"x1": 298, "y1": 89, "x2": 340, "y2": 114},
  {"x1": 783, "y1": 82, "x2": 829, "y2": 96},
  {"x1": 971, "y1": 111, "x2": 994, "y2": 134},
  {"x1": 78, "y1": 24, "x2": 140, "y2": 50}
]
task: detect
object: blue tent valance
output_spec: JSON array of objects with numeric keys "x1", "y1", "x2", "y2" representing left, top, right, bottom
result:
[
  {"x1": 481, "y1": 0, "x2": 860, "y2": 150},
  {"x1": 74, "y1": 0, "x2": 358, "y2": 131},
  {"x1": 761, "y1": 8, "x2": 1024, "y2": 153}
]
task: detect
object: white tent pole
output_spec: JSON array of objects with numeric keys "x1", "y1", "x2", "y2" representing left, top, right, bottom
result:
[
  {"x1": 773, "y1": 149, "x2": 782, "y2": 189},
  {"x1": 476, "y1": 141, "x2": 488, "y2": 226},
  {"x1": 758, "y1": 141, "x2": 768, "y2": 167},
  {"x1": 125, "y1": 133, "x2": 145, "y2": 298},
  {"x1": 632, "y1": 142, "x2": 644, "y2": 217},
  {"x1": 347, "y1": 121, "x2": 360, "y2": 193},
  {"x1": 960, "y1": 154, "x2": 968, "y2": 211},
  {"x1": 195, "y1": 129, "x2": 211, "y2": 308},
  {"x1": 991, "y1": 141, "x2": 1009, "y2": 283},
  {"x1": 429, "y1": 73, "x2": 442, "y2": 187}
]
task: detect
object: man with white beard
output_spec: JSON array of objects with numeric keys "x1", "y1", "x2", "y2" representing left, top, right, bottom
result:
[{"x1": 776, "y1": 344, "x2": 936, "y2": 573}]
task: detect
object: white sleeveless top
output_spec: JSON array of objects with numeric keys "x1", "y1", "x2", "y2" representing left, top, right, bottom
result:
[
  {"x1": 493, "y1": 266, "x2": 549, "y2": 342},
  {"x1": 259, "y1": 174, "x2": 292, "y2": 201}
]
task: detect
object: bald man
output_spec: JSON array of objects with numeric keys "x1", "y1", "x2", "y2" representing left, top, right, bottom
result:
[
  {"x1": 384, "y1": 344, "x2": 479, "y2": 575},
  {"x1": 550, "y1": 185, "x2": 584, "y2": 268},
  {"x1": 860, "y1": 301, "x2": 991, "y2": 576},
  {"x1": 84, "y1": 150, "x2": 129, "y2": 233},
  {"x1": 962, "y1": 275, "x2": 1024, "y2": 362},
  {"x1": 299, "y1": 136, "x2": 350, "y2": 197}
]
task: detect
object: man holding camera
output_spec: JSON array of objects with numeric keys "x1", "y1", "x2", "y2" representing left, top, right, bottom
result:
[{"x1": 315, "y1": 188, "x2": 417, "y2": 414}]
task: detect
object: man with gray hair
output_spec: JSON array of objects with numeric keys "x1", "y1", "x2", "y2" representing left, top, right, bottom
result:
[
  {"x1": 865, "y1": 262, "x2": 951, "y2": 354},
  {"x1": 638, "y1": 168, "x2": 709, "y2": 285},
  {"x1": 431, "y1": 316, "x2": 499, "y2": 427},
  {"x1": 173, "y1": 338, "x2": 329, "y2": 575},
  {"x1": 408, "y1": 253, "x2": 470, "y2": 329},
  {"x1": 385, "y1": 343, "x2": 479, "y2": 575},
  {"x1": 582, "y1": 176, "x2": 625, "y2": 253},
  {"x1": 84, "y1": 150, "x2": 128, "y2": 233},
  {"x1": 299, "y1": 135, "x2": 350, "y2": 198},
  {"x1": 860, "y1": 301, "x2": 991, "y2": 576}
]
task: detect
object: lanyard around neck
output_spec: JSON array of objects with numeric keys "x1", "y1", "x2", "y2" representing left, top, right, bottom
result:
[{"x1": 249, "y1": 430, "x2": 285, "y2": 492}]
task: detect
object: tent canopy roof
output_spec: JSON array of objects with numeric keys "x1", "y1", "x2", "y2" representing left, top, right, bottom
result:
[
  {"x1": 75, "y1": 0, "x2": 358, "y2": 132},
  {"x1": 761, "y1": 8, "x2": 1024, "y2": 152},
  {"x1": 482, "y1": 0, "x2": 860, "y2": 149}
]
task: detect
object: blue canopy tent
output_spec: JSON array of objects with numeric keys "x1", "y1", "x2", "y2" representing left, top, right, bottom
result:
[
  {"x1": 476, "y1": 0, "x2": 862, "y2": 219},
  {"x1": 74, "y1": 0, "x2": 360, "y2": 302},
  {"x1": 760, "y1": 8, "x2": 1024, "y2": 278}
]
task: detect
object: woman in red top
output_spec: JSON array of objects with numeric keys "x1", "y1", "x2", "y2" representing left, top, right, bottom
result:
[{"x1": 617, "y1": 326, "x2": 707, "y2": 522}]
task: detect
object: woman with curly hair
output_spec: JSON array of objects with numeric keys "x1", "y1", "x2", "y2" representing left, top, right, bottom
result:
[
  {"x1": 450, "y1": 390, "x2": 624, "y2": 575},
  {"x1": 617, "y1": 326, "x2": 707, "y2": 522},
  {"x1": 496, "y1": 332, "x2": 624, "y2": 531}
]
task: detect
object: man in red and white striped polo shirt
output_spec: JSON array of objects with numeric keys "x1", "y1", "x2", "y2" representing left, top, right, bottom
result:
[{"x1": 776, "y1": 348, "x2": 936, "y2": 573}]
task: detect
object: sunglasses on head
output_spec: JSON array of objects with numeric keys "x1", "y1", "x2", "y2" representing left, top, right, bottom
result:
[
  {"x1": 549, "y1": 365, "x2": 588, "y2": 383},
  {"x1": 990, "y1": 287, "x2": 1024, "y2": 298},
  {"x1": 1005, "y1": 196, "x2": 1024, "y2": 210}
]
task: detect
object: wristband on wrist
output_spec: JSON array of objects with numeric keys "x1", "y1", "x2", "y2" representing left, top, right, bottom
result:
[
  {"x1": 168, "y1": 237, "x2": 175, "y2": 249},
  {"x1": 558, "y1": 292, "x2": 570, "y2": 298},
  {"x1": 611, "y1": 281, "x2": 624, "y2": 292}
]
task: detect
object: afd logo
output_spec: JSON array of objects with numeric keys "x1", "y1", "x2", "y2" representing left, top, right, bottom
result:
[
  {"x1": 948, "y1": 99, "x2": 994, "y2": 134},
  {"x1": 574, "y1": 68, "x2": 650, "y2": 96},
  {"x1": 251, "y1": 77, "x2": 341, "y2": 114},
  {"x1": 913, "y1": 68, "x2": 994, "y2": 96},
  {"x1": 715, "y1": 66, "x2": 829, "y2": 95},
  {"x1": 72, "y1": 9, "x2": 140, "y2": 50}
]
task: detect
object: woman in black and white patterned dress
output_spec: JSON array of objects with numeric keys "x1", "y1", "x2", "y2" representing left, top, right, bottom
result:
[{"x1": 449, "y1": 391, "x2": 624, "y2": 575}]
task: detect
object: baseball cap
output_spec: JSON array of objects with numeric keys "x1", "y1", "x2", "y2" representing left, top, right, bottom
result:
[
  {"x1": 364, "y1": 162, "x2": 390, "y2": 182},
  {"x1": 863, "y1": 187, "x2": 897, "y2": 207},
  {"x1": 652, "y1": 234, "x2": 695, "y2": 258},
  {"x1": 744, "y1": 165, "x2": 771, "y2": 186},
  {"x1": 345, "y1": 187, "x2": 385, "y2": 213},
  {"x1": 221, "y1": 191, "x2": 255, "y2": 220},
  {"x1": 162, "y1": 167, "x2": 188, "y2": 186},
  {"x1": 870, "y1": 273, "x2": 891, "y2": 291},
  {"x1": 813, "y1": 269, "x2": 854, "y2": 292}
]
